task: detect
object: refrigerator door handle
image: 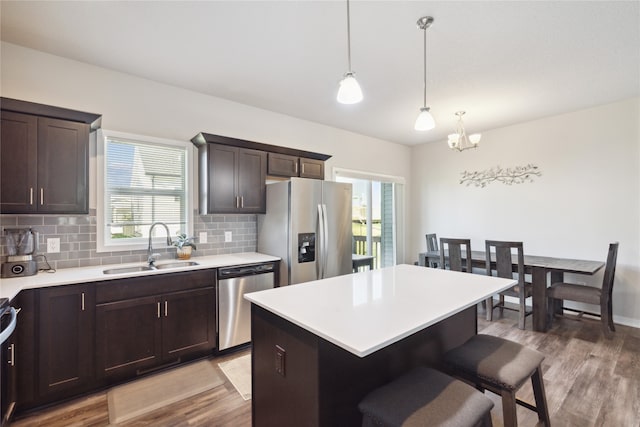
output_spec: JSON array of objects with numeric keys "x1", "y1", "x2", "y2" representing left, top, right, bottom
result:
[
  {"x1": 321, "y1": 204, "x2": 329, "y2": 279},
  {"x1": 317, "y1": 204, "x2": 324, "y2": 279}
]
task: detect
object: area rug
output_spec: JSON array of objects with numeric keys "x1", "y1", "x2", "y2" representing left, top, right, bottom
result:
[
  {"x1": 218, "y1": 354, "x2": 252, "y2": 400},
  {"x1": 107, "y1": 360, "x2": 224, "y2": 424}
]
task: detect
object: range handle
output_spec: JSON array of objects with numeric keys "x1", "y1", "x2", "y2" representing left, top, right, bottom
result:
[{"x1": 0, "y1": 307, "x2": 17, "y2": 346}]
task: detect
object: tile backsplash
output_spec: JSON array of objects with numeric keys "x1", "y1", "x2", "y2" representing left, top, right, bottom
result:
[{"x1": 0, "y1": 210, "x2": 257, "y2": 270}]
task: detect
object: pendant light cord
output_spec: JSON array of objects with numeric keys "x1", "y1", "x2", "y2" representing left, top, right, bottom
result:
[
  {"x1": 422, "y1": 24, "x2": 427, "y2": 108},
  {"x1": 346, "y1": 0, "x2": 353, "y2": 72}
]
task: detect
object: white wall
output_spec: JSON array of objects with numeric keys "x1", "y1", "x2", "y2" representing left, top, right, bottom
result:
[
  {"x1": 410, "y1": 97, "x2": 640, "y2": 326},
  {"x1": 0, "y1": 41, "x2": 411, "y2": 209}
]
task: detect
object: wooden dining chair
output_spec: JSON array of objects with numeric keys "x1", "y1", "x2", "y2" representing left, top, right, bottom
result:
[
  {"x1": 485, "y1": 240, "x2": 532, "y2": 330},
  {"x1": 426, "y1": 233, "x2": 439, "y2": 267},
  {"x1": 547, "y1": 242, "x2": 619, "y2": 338},
  {"x1": 439, "y1": 238, "x2": 472, "y2": 273}
]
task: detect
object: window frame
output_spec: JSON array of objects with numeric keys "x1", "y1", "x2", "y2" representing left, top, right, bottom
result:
[{"x1": 96, "y1": 129, "x2": 194, "y2": 253}]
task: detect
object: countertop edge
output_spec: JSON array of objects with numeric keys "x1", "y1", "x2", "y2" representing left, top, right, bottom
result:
[{"x1": 0, "y1": 252, "x2": 280, "y2": 301}]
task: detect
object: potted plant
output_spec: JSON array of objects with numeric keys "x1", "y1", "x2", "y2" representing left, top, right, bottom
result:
[{"x1": 173, "y1": 233, "x2": 197, "y2": 260}]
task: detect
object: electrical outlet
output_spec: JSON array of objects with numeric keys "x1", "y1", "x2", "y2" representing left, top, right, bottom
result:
[
  {"x1": 224, "y1": 231, "x2": 232, "y2": 242},
  {"x1": 199, "y1": 231, "x2": 208, "y2": 244},
  {"x1": 47, "y1": 238, "x2": 60, "y2": 253},
  {"x1": 275, "y1": 345, "x2": 286, "y2": 377}
]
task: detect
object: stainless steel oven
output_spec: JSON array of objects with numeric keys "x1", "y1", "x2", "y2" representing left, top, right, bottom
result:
[{"x1": 217, "y1": 263, "x2": 276, "y2": 351}]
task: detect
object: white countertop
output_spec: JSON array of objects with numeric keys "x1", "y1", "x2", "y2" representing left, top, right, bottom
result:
[
  {"x1": 0, "y1": 252, "x2": 279, "y2": 301},
  {"x1": 245, "y1": 264, "x2": 516, "y2": 357}
]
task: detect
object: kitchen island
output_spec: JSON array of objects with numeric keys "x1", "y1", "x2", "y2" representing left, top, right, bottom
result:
[{"x1": 245, "y1": 264, "x2": 516, "y2": 426}]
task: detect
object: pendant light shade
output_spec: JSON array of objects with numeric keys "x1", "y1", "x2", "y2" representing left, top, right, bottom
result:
[
  {"x1": 337, "y1": 0, "x2": 363, "y2": 104},
  {"x1": 337, "y1": 72, "x2": 363, "y2": 104},
  {"x1": 415, "y1": 107, "x2": 435, "y2": 131},
  {"x1": 415, "y1": 16, "x2": 435, "y2": 131}
]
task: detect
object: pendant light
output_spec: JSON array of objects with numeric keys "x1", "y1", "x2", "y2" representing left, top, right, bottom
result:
[
  {"x1": 415, "y1": 16, "x2": 435, "y2": 131},
  {"x1": 448, "y1": 111, "x2": 481, "y2": 152},
  {"x1": 337, "y1": 0, "x2": 363, "y2": 104}
]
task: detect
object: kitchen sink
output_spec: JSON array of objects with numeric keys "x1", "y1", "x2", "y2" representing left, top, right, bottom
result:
[
  {"x1": 155, "y1": 261, "x2": 200, "y2": 269},
  {"x1": 103, "y1": 265, "x2": 155, "y2": 274},
  {"x1": 102, "y1": 261, "x2": 199, "y2": 275}
]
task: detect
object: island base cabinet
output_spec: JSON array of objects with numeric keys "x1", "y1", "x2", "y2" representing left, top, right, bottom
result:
[
  {"x1": 251, "y1": 304, "x2": 477, "y2": 427},
  {"x1": 38, "y1": 285, "x2": 94, "y2": 400}
]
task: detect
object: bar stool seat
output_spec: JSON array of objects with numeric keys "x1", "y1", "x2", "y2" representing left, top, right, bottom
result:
[
  {"x1": 442, "y1": 334, "x2": 551, "y2": 427},
  {"x1": 358, "y1": 366, "x2": 494, "y2": 427}
]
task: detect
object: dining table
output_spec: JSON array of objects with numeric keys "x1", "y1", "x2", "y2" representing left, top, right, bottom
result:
[{"x1": 418, "y1": 250, "x2": 605, "y2": 332}]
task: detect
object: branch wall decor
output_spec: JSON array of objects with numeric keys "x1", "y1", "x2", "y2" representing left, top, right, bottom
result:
[{"x1": 460, "y1": 164, "x2": 541, "y2": 187}]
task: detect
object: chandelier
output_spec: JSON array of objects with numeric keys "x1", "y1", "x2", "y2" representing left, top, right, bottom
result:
[{"x1": 448, "y1": 111, "x2": 481, "y2": 152}]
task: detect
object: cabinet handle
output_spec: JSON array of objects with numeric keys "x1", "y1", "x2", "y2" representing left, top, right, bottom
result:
[
  {"x1": 8, "y1": 344, "x2": 15, "y2": 367},
  {"x1": 164, "y1": 301, "x2": 168, "y2": 317},
  {"x1": 157, "y1": 302, "x2": 161, "y2": 318},
  {"x1": 81, "y1": 293, "x2": 85, "y2": 311},
  {"x1": 294, "y1": 162, "x2": 298, "y2": 174},
  {"x1": 235, "y1": 196, "x2": 240, "y2": 208},
  {"x1": 30, "y1": 188, "x2": 34, "y2": 205},
  {"x1": 301, "y1": 164, "x2": 305, "y2": 175},
  {"x1": 240, "y1": 197, "x2": 244, "y2": 208},
  {"x1": 40, "y1": 188, "x2": 44, "y2": 205}
]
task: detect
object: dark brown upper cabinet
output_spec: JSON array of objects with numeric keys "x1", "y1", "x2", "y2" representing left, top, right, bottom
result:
[
  {"x1": 0, "y1": 98, "x2": 101, "y2": 214},
  {"x1": 267, "y1": 153, "x2": 325, "y2": 180},
  {"x1": 192, "y1": 133, "x2": 330, "y2": 214}
]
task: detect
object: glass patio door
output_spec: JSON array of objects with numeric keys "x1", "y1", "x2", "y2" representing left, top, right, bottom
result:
[{"x1": 335, "y1": 171, "x2": 404, "y2": 269}]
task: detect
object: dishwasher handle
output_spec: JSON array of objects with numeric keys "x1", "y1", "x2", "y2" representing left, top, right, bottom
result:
[{"x1": 218, "y1": 263, "x2": 275, "y2": 279}]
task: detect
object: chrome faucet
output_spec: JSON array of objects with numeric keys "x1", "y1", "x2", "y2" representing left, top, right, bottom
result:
[{"x1": 147, "y1": 222, "x2": 172, "y2": 266}]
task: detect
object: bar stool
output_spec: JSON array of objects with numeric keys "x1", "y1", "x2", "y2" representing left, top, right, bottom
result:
[
  {"x1": 358, "y1": 366, "x2": 494, "y2": 427},
  {"x1": 442, "y1": 334, "x2": 551, "y2": 427}
]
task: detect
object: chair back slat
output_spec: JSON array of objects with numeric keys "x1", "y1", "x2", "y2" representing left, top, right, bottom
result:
[
  {"x1": 602, "y1": 242, "x2": 619, "y2": 297},
  {"x1": 485, "y1": 240, "x2": 525, "y2": 287},
  {"x1": 439, "y1": 238, "x2": 472, "y2": 273},
  {"x1": 426, "y1": 233, "x2": 438, "y2": 252}
]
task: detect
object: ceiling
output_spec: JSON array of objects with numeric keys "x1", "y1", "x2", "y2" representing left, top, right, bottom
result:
[{"x1": 1, "y1": 1, "x2": 639, "y2": 146}]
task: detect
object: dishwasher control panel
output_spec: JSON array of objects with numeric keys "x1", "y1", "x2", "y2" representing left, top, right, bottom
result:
[{"x1": 217, "y1": 262, "x2": 276, "y2": 279}]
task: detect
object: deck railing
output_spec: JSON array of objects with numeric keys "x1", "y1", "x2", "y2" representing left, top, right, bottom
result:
[{"x1": 353, "y1": 235, "x2": 381, "y2": 269}]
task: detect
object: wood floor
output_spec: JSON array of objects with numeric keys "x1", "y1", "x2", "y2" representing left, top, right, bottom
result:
[{"x1": 12, "y1": 309, "x2": 640, "y2": 427}]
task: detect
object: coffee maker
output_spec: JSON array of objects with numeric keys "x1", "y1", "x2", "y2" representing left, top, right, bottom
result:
[{"x1": 1, "y1": 228, "x2": 39, "y2": 278}]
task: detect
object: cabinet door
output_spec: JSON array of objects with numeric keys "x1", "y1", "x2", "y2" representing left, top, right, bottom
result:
[
  {"x1": 161, "y1": 287, "x2": 216, "y2": 361},
  {"x1": 238, "y1": 148, "x2": 266, "y2": 212},
  {"x1": 208, "y1": 144, "x2": 239, "y2": 213},
  {"x1": 0, "y1": 111, "x2": 38, "y2": 213},
  {"x1": 37, "y1": 117, "x2": 89, "y2": 213},
  {"x1": 95, "y1": 296, "x2": 162, "y2": 381},
  {"x1": 38, "y1": 285, "x2": 94, "y2": 398},
  {"x1": 268, "y1": 152, "x2": 299, "y2": 177},
  {"x1": 300, "y1": 158, "x2": 324, "y2": 180}
]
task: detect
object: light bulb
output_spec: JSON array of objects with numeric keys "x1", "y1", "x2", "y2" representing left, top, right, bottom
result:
[
  {"x1": 469, "y1": 133, "x2": 482, "y2": 145},
  {"x1": 414, "y1": 107, "x2": 435, "y2": 131},
  {"x1": 448, "y1": 134, "x2": 459, "y2": 148},
  {"x1": 337, "y1": 72, "x2": 363, "y2": 104}
]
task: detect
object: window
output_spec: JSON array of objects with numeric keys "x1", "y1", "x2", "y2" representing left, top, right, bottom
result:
[
  {"x1": 334, "y1": 168, "x2": 405, "y2": 268},
  {"x1": 97, "y1": 130, "x2": 193, "y2": 252}
]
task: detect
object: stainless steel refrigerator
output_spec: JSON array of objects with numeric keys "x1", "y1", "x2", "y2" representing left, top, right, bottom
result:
[{"x1": 258, "y1": 178, "x2": 352, "y2": 286}]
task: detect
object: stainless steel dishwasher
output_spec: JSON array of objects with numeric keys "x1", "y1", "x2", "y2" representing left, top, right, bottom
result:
[{"x1": 217, "y1": 263, "x2": 276, "y2": 351}]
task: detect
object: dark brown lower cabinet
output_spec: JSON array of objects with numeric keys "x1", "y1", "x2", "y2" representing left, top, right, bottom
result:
[
  {"x1": 13, "y1": 269, "x2": 216, "y2": 414},
  {"x1": 38, "y1": 284, "x2": 94, "y2": 400},
  {"x1": 96, "y1": 295, "x2": 162, "y2": 380},
  {"x1": 95, "y1": 271, "x2": 216, "y2": 382}
]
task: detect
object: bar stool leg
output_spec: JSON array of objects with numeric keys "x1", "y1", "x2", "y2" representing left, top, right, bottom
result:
[
  {"x1": 501, "y1": 390, "x2": 518, "y2": 427},
  {"x1": 531, "y1": 367, "x2": 551, "y2": 426}
]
